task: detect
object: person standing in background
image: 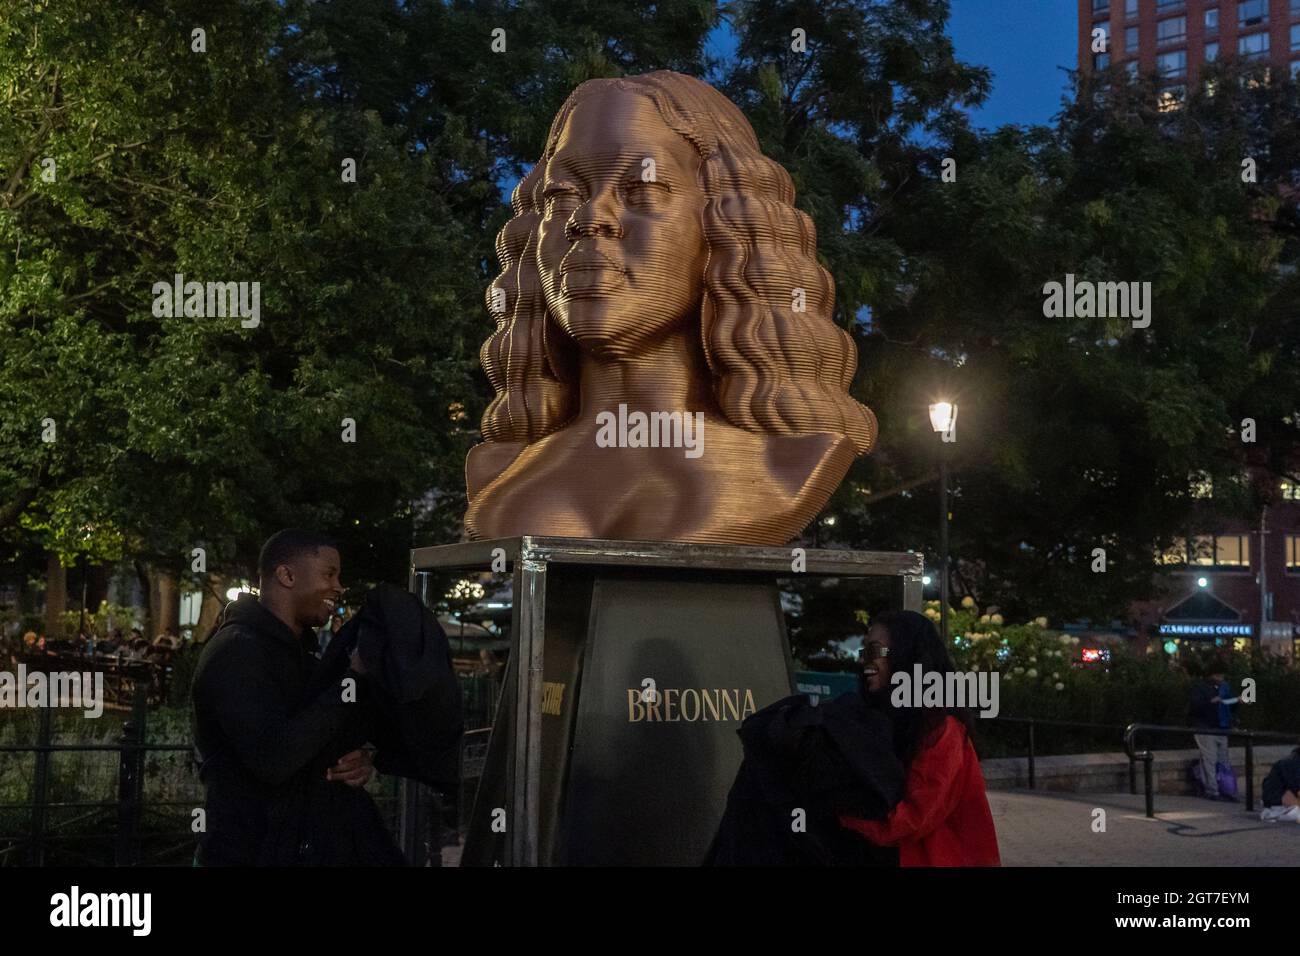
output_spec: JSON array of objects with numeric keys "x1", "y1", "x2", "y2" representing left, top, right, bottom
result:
[{"x1": 1188, "y1": 658, "x2": 1237, "y2": 801}]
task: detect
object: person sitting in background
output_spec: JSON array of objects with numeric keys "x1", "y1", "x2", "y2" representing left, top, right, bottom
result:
[
  {"x1": 476, "y1": 648, "x2": 501, "y2": 679},
  {"x1": 1260, "y1": 747, "x2": 1300, "y2": 823},
  {"x1": 101, "y1": 628, "x2": 124, "y2": 656}
]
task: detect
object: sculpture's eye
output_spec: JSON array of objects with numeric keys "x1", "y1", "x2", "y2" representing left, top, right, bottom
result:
[
  {"x1": 624, "y1": 179, "x2": 670, "y2": 208},
  {"x1": 543, "y1": 185, "x2": 580, "y2": 214}
]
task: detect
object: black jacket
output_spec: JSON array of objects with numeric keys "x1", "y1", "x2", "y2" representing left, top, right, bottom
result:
[
  {"x1": 1187, "y1": 680, "x2": 1221, "y2": 730},
  {"x1": 704, "y1": 692, "x2": 905, "y2": 866},
  {"x1": 324, "y1": 582, "x2": 463, "y2": 789},
  {"x1": 1262, "y1": 751, "x2": 1300, "y2": 807},
  {"x1": 191, "y1": 588, "x2": 460, "y2": 865}
]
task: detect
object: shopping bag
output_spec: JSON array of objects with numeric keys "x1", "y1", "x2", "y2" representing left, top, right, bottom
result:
[{"x1": 1216, "y1": 760, "x2": 1238, "y2": 799}]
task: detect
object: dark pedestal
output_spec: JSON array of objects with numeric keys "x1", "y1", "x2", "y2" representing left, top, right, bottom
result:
[{"x1": 409, "y1": 537, "x2": 922, "y2": 866}]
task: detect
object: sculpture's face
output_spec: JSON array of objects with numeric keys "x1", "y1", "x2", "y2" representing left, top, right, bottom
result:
[{"x1": 536, "y1": 86, "x2": 708, "y2": 356}]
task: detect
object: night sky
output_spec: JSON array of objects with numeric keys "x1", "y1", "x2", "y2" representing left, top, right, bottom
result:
[{"x1": 948, "y1": 0, "x2": 1079, "y2": 129}]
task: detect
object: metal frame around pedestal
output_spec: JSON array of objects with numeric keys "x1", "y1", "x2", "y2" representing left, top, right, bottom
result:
[{"x1": 408, "y1": 535, "x2": 923, "y2": 866}]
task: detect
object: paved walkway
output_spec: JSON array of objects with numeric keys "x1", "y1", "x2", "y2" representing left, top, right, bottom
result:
[{"x1": 990, "y1": 788, "x2": 1300, "y2": 865}]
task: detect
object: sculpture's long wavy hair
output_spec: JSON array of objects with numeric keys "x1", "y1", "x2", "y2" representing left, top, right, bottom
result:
[{"x1": 478, "y1": 70, "x2": 876, "y2": 454}]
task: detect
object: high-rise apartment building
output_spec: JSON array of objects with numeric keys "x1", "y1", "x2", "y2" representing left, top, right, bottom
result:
[{"x1": 1080, "y1": 0, "x2": 1300, "y2": 105}]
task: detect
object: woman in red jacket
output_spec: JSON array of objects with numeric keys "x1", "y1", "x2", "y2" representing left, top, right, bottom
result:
[{"x1": 838, "y1": 610, "x2": 1000, "y2": 866}]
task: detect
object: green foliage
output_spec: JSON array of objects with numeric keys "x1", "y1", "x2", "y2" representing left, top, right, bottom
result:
[
  {"x1": 55, "y1": 599, "x2": 140, "y2": 640},
  {"x1": 836, "y1": 63, "x2": 1300, "y2": 622},
  {"x1": 892, "y1": 598, "x2": 1300, "y2": 756}
]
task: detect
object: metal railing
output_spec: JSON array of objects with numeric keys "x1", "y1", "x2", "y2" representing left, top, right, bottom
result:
[
  {"x1": 983, "y1": 716, "x2": 1131, "y2": 790},
  {"x1": 13, "y1": 651, "x2": 172, "y2": 710},
  {"x1": 1124, "y1": 723, "x2": 1300, "y2": 818},
  {"x1": 1, "y1": 682, "x2": 500, "y2": 866},
  {"x1": 0, "y1": 688, "x2": 195, "y2": 866}
]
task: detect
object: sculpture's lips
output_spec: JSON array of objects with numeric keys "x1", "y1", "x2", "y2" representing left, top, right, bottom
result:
[
  {"x1": 560, "y1": 245, "x2": 626, "y2": 275},
  {"x1": 560, "y1": 259, "x2": 626, "y2": 274},
  {"x1": 560, "y1": 263, "x2": 627, "y2": 295}
]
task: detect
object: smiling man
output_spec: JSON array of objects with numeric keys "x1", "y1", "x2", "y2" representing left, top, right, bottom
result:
[{"x1": 191, "y1": 528, "x2": 399, "y2": 866}]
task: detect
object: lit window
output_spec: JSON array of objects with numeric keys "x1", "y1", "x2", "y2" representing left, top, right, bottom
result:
[
  {"x1": 1206, "y1": 7, "x2": 1219, "y2": 32},
  {"x1": 1215, "y1": 535, "x2": 1250, "y2": 567},
  {"x1": 1127, "y1": 26, "x2": 1140, "y2": 51},
  {"x1": 1244, "y1": 67, "x2": 1273, "y2": 87},
  {"x1": 1205, "y1": 41, "x2": 1219, "y2": 61},
  {"x1": 1158, "y1": 537, "x2": 1189, "y2": 565},
  {"x1": 1189, "y1": 535, "x2": 1215, "y2": 565},
  {"x1": 1157, "y1": 49, "x2": 1187, "y2": 76},
  {"x1": 1239, "y1": 0, "x2": 1268, "y2": 27},
  {"x1": 1158, "y1": 16, "x2": 1186, "y2": 44},
  {"x1": 1159, "y1": 85, "x2": 1190, "y2": 110},
  {"x1": 1240, "y1": 32, "x2": 1270, "y2": 59},
  {"x1": 1282, "y1": 480, "x2": 1300, "y2": 500},
  {"x1": 1157, "y1": 85, "x2": 1185, "y2": 110},
  {"x1": 1292, "y1": 24, "x2": 1300, "y2": 51},
  {"x1": 1287, "y1": 535, "x2": 1300, "y2": 570}
]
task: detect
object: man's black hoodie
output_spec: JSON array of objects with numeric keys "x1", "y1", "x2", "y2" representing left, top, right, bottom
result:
[{"x1": 191, "y1": 594, "x2": 405, "y2": 866}]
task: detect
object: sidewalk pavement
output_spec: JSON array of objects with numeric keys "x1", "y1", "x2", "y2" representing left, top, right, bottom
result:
[
  {"x1": 439, "y1": 789, "x2": 1299, "y2": 867},
  {"x1": 990, "y1": 788, "x2": 1300, "y2": 865}
]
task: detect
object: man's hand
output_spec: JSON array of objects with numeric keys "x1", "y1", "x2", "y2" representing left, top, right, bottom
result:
[{"x1": 326, "y1": 748, "x2": 375, "y2": 787}]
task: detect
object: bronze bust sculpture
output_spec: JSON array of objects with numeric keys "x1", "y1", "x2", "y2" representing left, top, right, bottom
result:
[{"x1": 464, "y1": 70, "x2": 877, "y2": 546}]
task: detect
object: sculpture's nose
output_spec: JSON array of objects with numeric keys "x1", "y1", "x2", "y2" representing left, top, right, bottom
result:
[{"x1": 565, "y1": 193, "x2": 624, "y2": 240}]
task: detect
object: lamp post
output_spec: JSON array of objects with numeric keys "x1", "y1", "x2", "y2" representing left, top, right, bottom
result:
[{"x1": 929, "y1": 402, "x2": 958, "y2": 644}]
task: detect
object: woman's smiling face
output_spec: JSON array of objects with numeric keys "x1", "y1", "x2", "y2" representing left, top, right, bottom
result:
[
  {"x1": 535, "y1": 85, "x2": 708, "y2": 357},
  {"x1": 863, "y1": 622, "x2": 892, "y2": 694}
]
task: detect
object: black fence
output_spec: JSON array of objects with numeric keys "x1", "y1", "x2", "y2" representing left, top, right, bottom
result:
[
  {"x1": 0, "y1": 690, "x2": 196, "y2": 866},
  {"x1": 0, "y1": 676, "x2": 504, "y2": 867},
  {"x1": 11, "y1": 650, "x2": 173, "y2": 711},
  {"x1": 1124, "y1": 722, "x2": 1300, "y2": 817}
]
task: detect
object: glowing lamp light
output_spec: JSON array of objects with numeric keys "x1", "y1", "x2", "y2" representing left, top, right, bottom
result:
[
  {"x1": 928, "y1": 402, "x2": 958, "y2": 434},
  {"x1": 1197, "y1": 577, "x2": 1209, "y2": 588},
  {"x1": 1081, "y1": 648, "x2": 1102, "y2": 663},
  {"x1": 1163, "y1": 640, "x2": 1179, "y2": 654},
  {"x1": 922, "y1": 575, "x2": 932, "y2": 586},
  {"x1": 225, "y1": 585, "x2": 252, "y2": 602}
]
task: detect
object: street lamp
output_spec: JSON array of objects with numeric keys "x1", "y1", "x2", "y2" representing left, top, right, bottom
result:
[{"x1": 929, "y1": 401, "x2": 958, "y2": 643}]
